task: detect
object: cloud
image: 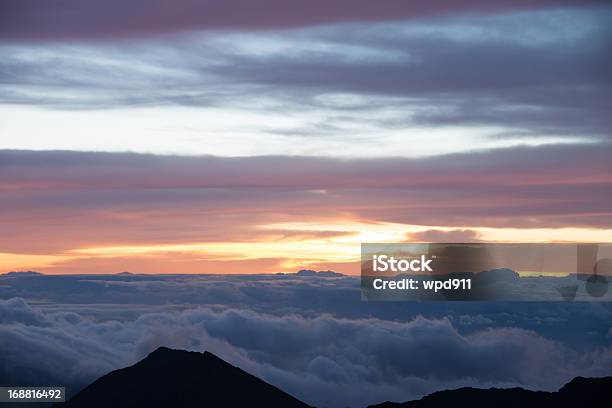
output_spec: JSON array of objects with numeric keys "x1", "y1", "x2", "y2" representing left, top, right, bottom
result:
[
  {"x1": 456, "y1": 314, "x2": 494, "y2": 325},
  {"x1": 0, "y1": 8, "x2": 610, "y2": 146},
  {"x1": 3, "y1": 145, "x2": 610, "y2": 191},
  {"x1": 1, "y1": 1, "x2": 602, "y2": 41},
  {"x1": 1, "y1": 145, "x2": 611, "y2": 256},
  {"x1": 1, "y1": 144, "x2": 611, "y2": 273},
  {"x1": 407, "y1": 229, "x2": 481, "y2": 242},
  {"x1": 0, "y1": 297, "x2": 48, "y2": 325},
  {"x1": 1, "y1": 296, "x2": 611, "y2": 407},
  {"x1": 2, "y1": 273, "x2": 612, "y2": 341}
]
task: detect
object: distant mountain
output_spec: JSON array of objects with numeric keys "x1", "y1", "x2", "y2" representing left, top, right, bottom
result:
[
  {"x1": 59, "y1": 347, "x2": 311, "y2": 407},
  {"x1": 296, "y1": 269, "x2": 344, "y2": 277},
  {"x1": 1, "y1": 271, "x2": 42, "y2": 277},
  {"x1": 368, "y1": 376, "x2": 612, "y2": 408}
]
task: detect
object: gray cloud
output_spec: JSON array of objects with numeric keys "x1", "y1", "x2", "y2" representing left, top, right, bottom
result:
[
  {"x1": 1, "y1": 1, "x2": 602, "y2": 41},
  {"x1": 1, "y1": 8, "x2": 610, "y2": 142}
]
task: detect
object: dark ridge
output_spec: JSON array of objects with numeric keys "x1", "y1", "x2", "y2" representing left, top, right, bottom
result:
[
  {"x1": 296, "y1": 269, "x2": 344, "y2": 277},
  {"x1": 56, "y1": 346, "x2": 611, "y2": 408},
  {"x1": 368, "y1": 376, "x2": 612, "y2": 408},
  {"x1": 58, "y1": 347, "x2": 311, "y2": 408},
  {"x1": 1, "y1": 271, "x2": 42, "y2": 277}
]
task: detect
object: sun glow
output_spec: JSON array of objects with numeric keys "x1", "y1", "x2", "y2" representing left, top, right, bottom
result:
[{"x1": 2, "y1": 220, "x2": 606, "y2": 275}]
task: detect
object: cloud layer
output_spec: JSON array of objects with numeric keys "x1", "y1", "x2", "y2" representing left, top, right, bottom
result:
[
  {"x1": 1, "y1": 294, "x2": 611, "y2": 407},
  {"x1": 1, "y1": 7, "x2": 610, "y2": 158}
]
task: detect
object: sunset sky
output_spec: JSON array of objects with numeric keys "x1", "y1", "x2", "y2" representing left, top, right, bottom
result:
[{"x1": 1, "y1": 0, "x2": 611, "y2": 274}]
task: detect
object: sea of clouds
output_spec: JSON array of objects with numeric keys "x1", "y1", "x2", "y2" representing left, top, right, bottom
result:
[{"x1": 1, "y1": 273, "x2": 612, "y2": 407}]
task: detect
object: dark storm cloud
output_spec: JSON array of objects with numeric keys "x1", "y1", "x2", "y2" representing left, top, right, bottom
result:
[
  {"x1": 0, "y1": 0, "x2": 603, "y2": 41},
  {"x1": 1, "y1": 294, "x2": 611, "y2": 407}
]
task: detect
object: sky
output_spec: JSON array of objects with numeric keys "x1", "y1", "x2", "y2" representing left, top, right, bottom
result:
[
  {"x1": 1, "y1": 3, "x2": 612, "y2": 406},
  {"x1": 1, "y1": 0, "x2": 611, "y2": 274}
]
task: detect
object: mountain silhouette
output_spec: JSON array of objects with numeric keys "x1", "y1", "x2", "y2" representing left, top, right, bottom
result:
[
  {"x1": 58, "y1": 347, "x2": 611, "y2": 408},
  {"x1": 59, "y1": 347, "x2": 311, "y2": 407},
  {"x1": 368, "y1": 376, "x2": 612, "y2": 408}
]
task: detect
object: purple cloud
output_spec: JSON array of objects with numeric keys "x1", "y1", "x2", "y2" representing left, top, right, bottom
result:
[{"x1": 1, "y1": 0, "x2": 604, "y2": 41}]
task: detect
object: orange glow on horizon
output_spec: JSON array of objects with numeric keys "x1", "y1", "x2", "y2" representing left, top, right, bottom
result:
[{"x1": 2, "y1": 221, "x2": 612, "y2": 275}]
